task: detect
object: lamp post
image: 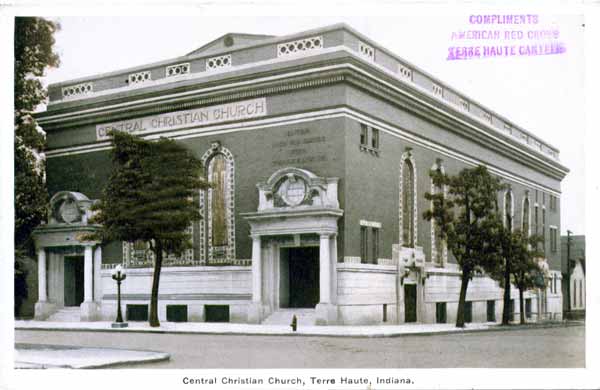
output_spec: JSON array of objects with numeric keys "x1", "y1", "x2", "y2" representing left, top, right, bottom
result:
[{"x1": 111, "y1": 264, "x2": 128, "y2": 328}]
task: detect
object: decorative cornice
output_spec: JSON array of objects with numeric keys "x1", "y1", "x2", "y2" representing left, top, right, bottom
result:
[
  {"x1": 37, "y1": 57, "x2": 568, "y2": 180},
  {"x1": 37, "y1": 69, "x2": 347, "y2": 129}
]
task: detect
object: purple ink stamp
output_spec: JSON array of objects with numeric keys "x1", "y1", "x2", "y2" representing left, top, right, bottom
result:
[{"x1": 447, "y1": 14, "x2": 566, "y2": 60}]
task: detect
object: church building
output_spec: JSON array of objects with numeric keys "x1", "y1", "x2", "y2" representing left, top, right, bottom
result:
[{"x1": 32, "y1": 23, "x2": 568, "y2": 325}]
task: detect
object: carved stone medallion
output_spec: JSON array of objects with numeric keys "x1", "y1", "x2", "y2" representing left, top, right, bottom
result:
[{"x1": 277, "y1": 174, "x2": 307, "y2": 206}]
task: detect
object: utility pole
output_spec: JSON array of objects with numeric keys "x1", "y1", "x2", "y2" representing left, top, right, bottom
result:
[{"x1": 566, "y1": 230, "x2": 572, "y2": 314}]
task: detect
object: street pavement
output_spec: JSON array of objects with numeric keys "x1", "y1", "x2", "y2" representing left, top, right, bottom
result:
[{"x1": 15, "y1": 324, "x2": 584, "y2": 368}]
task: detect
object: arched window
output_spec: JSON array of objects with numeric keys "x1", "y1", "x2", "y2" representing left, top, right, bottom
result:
[
  {"x1": 400, "y1": 151, "x2": 417, "y2": 248},
  {"x1": 430, "y1": 160, "x2": 446, "y2": 266},
  {"x1": 504, "y1": 190, "x2": 514, "y2": 231},
  {"x1": 200, "y1": 142, "x2": 235, "y2": 263},
  {"x1": 210, "y1": 154, "x2": 227, "y2": 247},
  {"x1": 522, "y1": 195, "x2": 530, "y2": 236}
]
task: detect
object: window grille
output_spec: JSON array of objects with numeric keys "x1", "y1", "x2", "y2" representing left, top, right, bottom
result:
[
  {"x1": 128, "y1": 71, "x2": 151, "y2": 85},
  {"x1": 166, "y1": 63, "x2": 190, "y2": 77},
  {"x1": 358, "y1": 41, "x2": 375, "y2": 61},
  {"x1": 277, "y1": 36, "x2": 323, "y2": 57},
  {"x1": 206, "y1": 54, "x2": 232, "y2": 71},
  {"x1": 62, "y1": 82, "x2": 93, "y2": 99}
]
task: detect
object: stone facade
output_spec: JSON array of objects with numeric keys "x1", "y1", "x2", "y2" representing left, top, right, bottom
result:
[{"x1": 33, "y1": 24, "x2": 568, "y2": 325}]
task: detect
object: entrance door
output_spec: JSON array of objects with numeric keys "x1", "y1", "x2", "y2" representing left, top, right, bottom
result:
[
  {"x1": 64, "y1": 256, "x2": 84, "y2": 306},
  {"x1": 287, "y1": 247, "x2": 320, "y2": 308},
  {"x1": 404, "y1": 284, "x2": 417, "y2": 323}
]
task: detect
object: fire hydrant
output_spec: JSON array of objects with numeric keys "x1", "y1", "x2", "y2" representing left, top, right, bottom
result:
[{"x1": 290, "y1": 314, "x2": 297, "y2": 332}]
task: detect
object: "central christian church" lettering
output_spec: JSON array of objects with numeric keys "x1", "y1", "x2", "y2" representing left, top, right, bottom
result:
[{"x1": 96, "y1": 97, "x2": 267, "y2": 140}]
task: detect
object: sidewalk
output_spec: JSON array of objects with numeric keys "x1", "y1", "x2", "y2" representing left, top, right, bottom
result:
[
  {"x1": 15, "y1": 319, "x2": 581, "y2": 338},
  {"x1": 15, "y1": 343, "x2": 170, "y2": 369}
]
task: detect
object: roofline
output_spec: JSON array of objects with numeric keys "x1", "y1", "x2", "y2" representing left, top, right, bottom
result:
[
  {"x1": 47, "y1": 23, "x2": 348, "y2": 89},
  {"x1": 46, "y1": 21, "x2": 561, "y2": 153},
  {"x1": 336, "y1": 23, "x2": 562, "y2": 153}
]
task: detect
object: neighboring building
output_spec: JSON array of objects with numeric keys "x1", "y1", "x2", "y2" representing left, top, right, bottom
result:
[
  {"x1": 31, "y1": 24, "x2": 568, "y2": 325},
  {"x1": 561, "y1": 235, "x2": 585, "y2": 317}
]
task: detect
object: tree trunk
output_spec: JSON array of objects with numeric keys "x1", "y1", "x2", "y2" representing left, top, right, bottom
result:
[
  {"x1": 502, "y1": 257, "x2": 511, "y2": 325},
  {"x1": 519, "y1": 287, "x2": 525, "y2": 325},
  {"x1": 149, "y1": 240, "x2": 163, "y2": 327},
  {"x1": 456, "y1": 269, "x2": 470, "y2": 328}
]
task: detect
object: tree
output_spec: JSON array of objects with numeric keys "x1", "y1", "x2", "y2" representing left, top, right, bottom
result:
[
  {"x1": 14, "y1": 17, "x2": 60, "y2": 316},
  {"x1": 488, "y1": 215, "x2": 546, "y2": 325},
  {"x1": 510, "y1": 231, "x2": 545, "y2": 324},
  {"x1": 424, "y1": 165, "x2": 505, "y2": 327},
  {"x1": 90, "y1": 131, "x2": 208, "y2": 327},
  {"x1": 483, "y1": 212, "x2": 515, "y2": 326}
]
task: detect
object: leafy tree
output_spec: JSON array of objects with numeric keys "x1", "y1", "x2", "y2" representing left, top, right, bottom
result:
[
  {"x1": 489, "y1": 214, "x2": 546, "y2": 325},
  {"x1": 14, "y1": 17, "x2": 60, "y2": 316},
  {"x1": 90, "y1": 131, "x2": 208, "y2": 327},
  {"x1": 483, "y1": 213, "x2": 515, "y2": 326},
  {"x1": 424, "y1": 165, "x2": 505, "y2": 327},
  {"x1": 510, "y1": 231, "x2": 545, "y2": 324}
]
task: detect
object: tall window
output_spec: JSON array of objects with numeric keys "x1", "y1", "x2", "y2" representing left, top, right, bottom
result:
[
  {"x1": 360, "y1": 124, "x2": 368, "y2": 146},
  {"x1": 542, "y1": 207, "x2": 546, "y2": 254},
  {"x1": 534, "y1": 205, "x2": 539, "y2": 236},
  {"x1": 372, "y1": 227, "x2": 380, "y2": 262},
  {"x1": 504, "y1": 190, "x2": 514, "y2": 230},
  {"x1": 431, "y1": 163, "x2": 445, "y2": 266},
  {"x1": 371, "y1": 128, "x2": 379, "y2": 149},
  {"x1": 402, "y1": 157, "x2": 415, "y2": 247},
  {"x1": 550, "y1": 227, "x2": 557, "y2": 252},
  {"x1": 200, "y1": 143, "x2": 236, "y2": 263},
  {"x1": 360, "y1": 226, "x2": 368, "y2": 263},
  {"x1": 522, "y1": 196, "x2": 530, "y2": 235},
  {"x1": 210, "y1": 154, "x2": 228, "y2": 247}
]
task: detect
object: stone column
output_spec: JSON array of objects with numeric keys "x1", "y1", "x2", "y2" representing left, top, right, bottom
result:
[
  {"x1": 329, "y1": 234, "x2": 338, "y2": 304},
  {"x1": 34, "y1": 248, "x2": 56, "y2": 320},
  {"x1": 252, "y1": 236, "x2": 262, "y2": 303},
  {"x1": 37, "y1": 248, "x2": 47, "y2": 302},
  {"x1": 84, "y1": 245, "x2": 93, "y2": 303},
  {"x1": 93, "y1": 246, "x2": 102, "y2": 304},
  {"x1": 316, "y1": 233, "x2": 337, "y2": 325},
  {"x1": 319, "y1": 234, "x2": 331, "y2": 304},
  {"x1": 247, "y1": 235, "x2": 263, "y2": 323},
  {"x1": 80, "y1": 245, "x2": 99, "y2": 321}
]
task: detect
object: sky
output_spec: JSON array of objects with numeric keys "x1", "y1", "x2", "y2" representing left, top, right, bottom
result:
[{"x1": 38, "y1": 10, "x2": 585, "y2": 235}]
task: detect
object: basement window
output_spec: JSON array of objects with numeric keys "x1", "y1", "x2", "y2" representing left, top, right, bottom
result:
[
  {"x1": 205, "y1": 305, "x2": 230, "y2": 322},
  {"x1": 126, "y1": 304, "x2": 148, "y2": 321},
  {"x1": 167, "y1": 305, "x2": 188, "y2": 322}
]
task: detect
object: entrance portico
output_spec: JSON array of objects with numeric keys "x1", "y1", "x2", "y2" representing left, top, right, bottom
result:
[
  {"x1": 243, "y1": 168, "x2": 343, "y2": 325},
  {"x1": 33, "y1": 191, "x2": 102, "y2": 321}
]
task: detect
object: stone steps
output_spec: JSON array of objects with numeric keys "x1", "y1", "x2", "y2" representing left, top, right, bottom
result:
[
  {"x1": 262, "y1": 308, "x2": 316, "y2": 326},
  {"x1": 47, "y1": 307, "x2": 80, "y2": 322}
]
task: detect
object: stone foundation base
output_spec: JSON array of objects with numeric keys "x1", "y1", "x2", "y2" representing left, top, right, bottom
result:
[
  {"x1": 247, "y1": 302, "x2": 263, "y2": 324},
  {"x1": 80, "y1": 301, "x2": 100, "y2": 321},
  {"x1": 315, "y1": 303, "x2": 338, "y2": 325},
  {"x1": 34, "y1": 301, "x2": 56, "y2": 320}
]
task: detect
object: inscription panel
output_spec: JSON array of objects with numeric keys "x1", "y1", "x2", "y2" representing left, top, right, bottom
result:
[{"x1": 271, "y1": 128, "x2": 328, "y2": 166}]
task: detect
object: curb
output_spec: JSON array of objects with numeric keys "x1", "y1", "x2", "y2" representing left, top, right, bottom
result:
[{"x1": 15, "y1": 321, "x2": 582, "y2": 339}]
